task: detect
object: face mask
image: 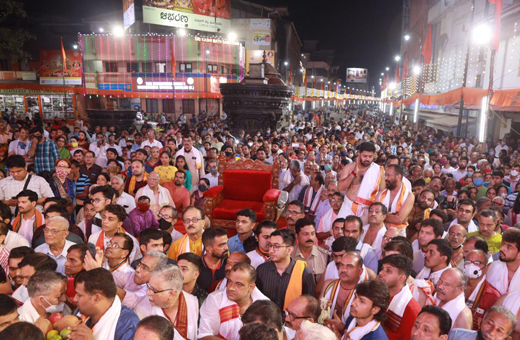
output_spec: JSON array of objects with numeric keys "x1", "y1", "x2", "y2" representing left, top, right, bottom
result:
[
  {"x1": 248, "y1": 142, "x2": 253, "y2": 147},
  {"x1": 74, "y1": 133, "x2": 79, "y2": 138},
  {"x1": 500, "y1": 193, "x2": 507, "y2": 199},
  {"x1": 267, "y1": 130, "x2": 271, "y2": 134},
  {"x1": 41, "y1": 297, "x2": 65, "y2": 314},
  {"x1": 463, "y1": 263, "x2": 483, "y2": 279},
  {"x1": 324, "y1": 164, "x2": 332, "y2": 172},
  {"x1": 467, "y1": 171, "x2": 474, "y2": 176},
  {"x1": 71, "y1": 142, "x2": 79, "y2": 148},
  {"x1": 285, "y1": 327, "x2": 297, "y2": 339},
  {"x1": 473, "y1": 178, "x2": 484, "y2": 186},
  {"x1": 137, "y1": 203, "x2": 150, "y2": 213},
  {"x1": 225, "y1": 151, "x2": 232, "y2": 157},
  {"x1": 56, "y1": 170, "x2": 69, "y2": 179},
  {"x1": 512, "y1": 170, "x2": 519, "y2": 177},
  {"x1": 158, "y1": 218, "x2": 172, "y2": 230},
  {"x1": 210, "y1": 167, "x2": 218, "y2": 175},
  {"x1": 348, "y1": 153, "x2": 354, "y2": 158},
  {"x1": 489, "y1": 151, "x2": 495, "y2": 156},
  {"x1": 199, "y1": 184, "x2": 208, "y2": 192},
  {"x1": 257, "y1": 133, "x2": 261, "y2": 137},
  {"x1": 450, "y1": 162, "x2": 458, "y2": 167}
]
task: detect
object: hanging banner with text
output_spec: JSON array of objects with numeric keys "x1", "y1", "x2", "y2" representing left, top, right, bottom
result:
[{"x1": 143, "y1": 0, "x2": 231, "y2": 34}]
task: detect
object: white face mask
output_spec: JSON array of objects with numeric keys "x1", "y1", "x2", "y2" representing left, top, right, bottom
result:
[
  {"x1": 463, "y1": 263, "x2": 483, "y2": 279},
  {"x1": 41, "y1": 296, "x2": 65, "y2": 314},
  {"x1": 511, "y1": 170, "x2": 519, "y2": 177}
]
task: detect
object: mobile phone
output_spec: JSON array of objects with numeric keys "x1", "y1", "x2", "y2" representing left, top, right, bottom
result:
[
  {"x1": 87, "y1": 243, "x2": 97, "y2": 258},
  {"x1": 292, "y1": 143, "x2": 299, "y2": 148}
]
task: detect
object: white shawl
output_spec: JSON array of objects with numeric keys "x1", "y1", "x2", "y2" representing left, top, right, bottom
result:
[
  {"x1": 303, "y1": 185, "x2": 324, "y2": 215},
  {"x1": 18, "y1": 299, "x2": 41, "y2": 323},
  {"x1": 91, "y1": 296, "x2": 122, "y2": 340},
  {"x1": 360, "y1": 224, "x2": 386, "y2": 260},
  {"x1": 502, "y1": 290, "x2": 520, "y2": 319},
  {"x1": 434, "y1": 293, "x2": 466, "y2": 329},
  {"x1": 323, "y1": 280, "x2": 355, "y2": 322},
  {"x1": 12, "y1": 284, "x2": 29, "y2": 304},
  {"x1": 486, "y1": 260, "x2": 520, "y2": 295},
  {"x1": 324, "y1": 261, "x2": 369, "y2": 282},
  {"x1": 338, "y1": 163, "x2": 383, "y2": 219},
  {"x1": 379, "y1": 182, "x2": 410, "y2": 214},
  {"x1": 387, "y1": 284, "x2": 413, "y2": 319},
  {"x1": 343, "y1": 319, "x2": 381, "y2": 340},
  {"x1": 140, "y1": 184, "x2": 171, "y2": 207},
  {"x1": 415, "y1": 265, "x2": 451, "y2": 286}
]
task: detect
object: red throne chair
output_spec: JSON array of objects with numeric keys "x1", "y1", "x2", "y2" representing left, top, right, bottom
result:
[{"x1": 204, "y1": 158, "x2": 281, "y2": 236}]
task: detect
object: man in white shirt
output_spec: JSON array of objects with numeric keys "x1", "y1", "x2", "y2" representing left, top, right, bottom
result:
[
  {"x1": 198, "y1": 263, "x2": 269, "y2": 340},
  {"x1": 361, "y1": 202, "x2": 387, "y2": 260},
  {"x1": 12, "y1": 190, "x2": 45, "y2": 243},
  {"x1": 202, "y1": 159, "x2": 219, "y2": 188},
  {"x1": 8, "y1": 126, "x2": 31, "y2": 161},
  {"x1": 413, "y1": 219, "x2": 445, "y2": 273},
  {"x1": 111, "y1": 175, "x2": 136, "y2": 215},
  {"x1": 135, "y1": 264, "x2": 199, "y2": 340},
  {"x1": 175, "y1": 135, "x2": 205, "y2": 191},
  {"x1": 141, "y1": 128, "x2": 163, "y2": 149},
  {"x1": 34, "y1": 216, "x2": 75, "y2": 275},
  {"x1": 0, "y1": 155, "x2": 54, "y2": 214},
  {"x1": 247, "y1": 220, "x2": 276, "y2": 269},
  {"x1": 89, "y1": 133, "x2": 108, "y2": 168},
  {"x1": 19, "y1": 270, "x2": 68, "y2": 323}
]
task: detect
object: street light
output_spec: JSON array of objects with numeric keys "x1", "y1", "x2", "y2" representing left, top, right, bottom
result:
[
  {"x1": 113, "y1": 26, "x2": 124, "y2": 36},
  {"x1": 386, "y1": 67, "x2": 390, "y2": 71},
  {"x1": 178, "y1": 28, "x2": 187, "y2": 36},
  {"x1": 404, "y1": 34, "x2": 411, "y2": 41},
  {"x1": 284, "y1": 61, "x2": 288, "y2": 66},
  {"x1": 413, "y1": 66, "x2": 421, "y2": 75},
  {"x1": 472, "y1": 24, "x2": 492, "y2": 45},
  {"x1": 205, "y1": 49, "x2": 210, "y2": 55},
  {"x1": 389, "y1": 82, "x2": 396, "y2": 90},
  {"x1": 228, "y1": 32, "x2": 237, "y2": 41},
  {"x1": 73, "y1": 44, "x2": 78, "y2": 50},
  {"x1": 99, "y1": 27, "x2": 104, "y2": 32},
  {"x1": 395, "y1": 55, "x2": 401, "y2": 62},
  {"x1": 381, "y1": 73, "x2": 384, "y2": 76}
]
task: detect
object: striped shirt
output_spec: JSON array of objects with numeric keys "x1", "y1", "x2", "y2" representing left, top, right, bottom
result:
[
  {"x1": 75, "y1": 174, "x2": 91, "y2": 194},
  {"x1": 256, "y1": 259, "x2": 316, "y2": 310}
]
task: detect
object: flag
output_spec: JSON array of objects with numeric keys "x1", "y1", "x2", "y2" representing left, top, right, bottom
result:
[
  {"x1": 394, "y1": 64, "x2": 400, "y2": 83},
  {"x1": 313, "y1": 78, "x2": 317, "y2": 89},
  {"x1": 303, "y1": 70, "x2": 307, "y2": 87},
  {"x1": 60, "y1": 37, "x2": 67, "y2": 71},
  {"x1": 288, "y1": 66, "x2": 292, "y2": 85},
  {"x1": 171, "y1": 39, "x2": 176, "y2": 76},
  {"x1": 403, "y1": 53, "x2": 409, "y2": 78},
  {"x1": 320, "y1": 81, "x2": 324, "y2": 90},
  {"x1": 422, "y1": 24, "x2": 433, "y2": 64},
  {"x1": 489, "y1": 0, "x2": 502, "y2": 51}
]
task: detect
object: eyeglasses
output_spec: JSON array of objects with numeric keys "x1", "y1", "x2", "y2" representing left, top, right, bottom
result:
[
  {"x1": 158, "y1": 214, "x2": 172, "y2": 220},
  {"x1": 330, "y1": 199, "x2": 343, "y2": 203},
  {"x1": 464, "y1": 260, "x2": 484, "y2": 266},
  {"x1": 286, "y1": 210, "x2": 302, "y2": 216},
  {"x1": 267, "y1": 244, "x2": 289, "y2": 251},
  {"x1": 137, "y1": 262, "x2": 151, "y2": 272},
  {"x1": 183, "y1": 217, "x2": 202, "y2": 224},
  {"x1": 107, "y1": 242, "x2": 125, "y2": 249},
  {"x1": 42, "y1": 228, "x2": 66, "y2": 236},
  {"x1": 146, "y1": 283, "x2": 173, "y2": 294},
  {"x1": 92, "y1": 198, "x2": 107, "y2": 203},
  {"x1": 449, "y1": 232, "x2": 464, "y2": 238},
  {"x1": 284, "y1": 310, "x2": 310, "y2": 320}
]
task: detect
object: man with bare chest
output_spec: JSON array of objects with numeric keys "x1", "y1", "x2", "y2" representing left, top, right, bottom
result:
[
  {"x1": 320, "y1": 252, "x2": 364, "y2": 331},
  {"x1": 337, "y1": 142, "x2": 384, "y2": 225}
]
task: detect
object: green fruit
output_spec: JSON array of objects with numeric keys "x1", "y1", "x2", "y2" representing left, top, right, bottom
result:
[
  {"x1": 60, "y1": 329, "x2": 72, "y2": 339},
  {"x1": 46, "y1": 330, "x2": 59, "y2": 340},
  {"x1": 50, "y1": 335, "x2": 61, "y2": 340}
]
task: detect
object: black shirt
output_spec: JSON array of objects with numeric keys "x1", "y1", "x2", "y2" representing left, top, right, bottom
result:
[
  {"x1": 256, "y1": 259, "x2": 316, "y2": 311},
  {"x1": 197, "y1": 255, "x2": 227, "y2": 292}
]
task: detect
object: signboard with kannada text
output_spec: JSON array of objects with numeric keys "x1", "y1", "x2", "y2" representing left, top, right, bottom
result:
[{"x1": 143, "y1": 0, "x2": 231, "y2": 34}]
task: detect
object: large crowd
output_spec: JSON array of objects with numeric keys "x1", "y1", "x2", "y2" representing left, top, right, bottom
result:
[{"x1": 0, "y1": 106, "x2": 519, "y2": 340}]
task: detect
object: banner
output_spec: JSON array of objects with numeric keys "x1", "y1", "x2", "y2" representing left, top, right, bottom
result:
[
  {"x1": 252, "y1": 32, "x2": 271, "y2": 46},
  {"x1": 346, "y1": 68, "x2": 368, "y2": 83},
  {"x1": 39, "y1": 50, "x2": 82, "y2": 85},
  {"x1": 123, "y1": 0, "x2": 135, "y2": 30},
  {"x1": 143, "y1": 0, "x2": 231, "y2": 34},
  {"x1": 245, "y1": 50, "x2": 275, "y2": 74},
  {"x1": 250, "y1": 19, "x2": 270, "y2": 28}
]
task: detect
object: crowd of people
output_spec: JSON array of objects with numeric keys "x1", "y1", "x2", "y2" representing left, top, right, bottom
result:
[{"x1": 0, "y1": 106, "x2": 519, "y2": 340}]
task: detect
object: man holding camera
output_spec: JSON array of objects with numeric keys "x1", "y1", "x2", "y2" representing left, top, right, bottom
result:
[{"x1": 27, "y1": 127, "x2": 59, "y2": 175}]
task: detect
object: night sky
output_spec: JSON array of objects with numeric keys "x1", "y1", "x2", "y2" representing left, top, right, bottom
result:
[{"x1": 21, "y1": 0, "x2": 403, "y2": 90}]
